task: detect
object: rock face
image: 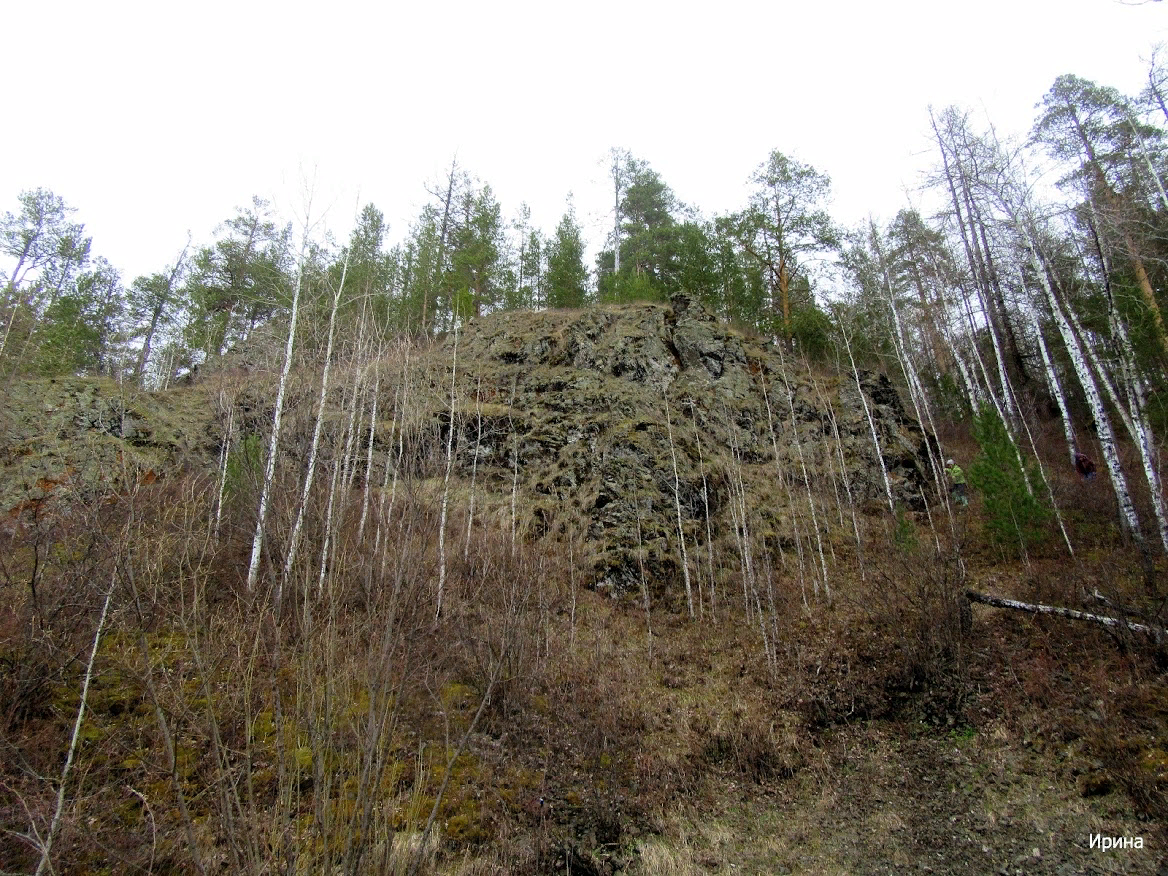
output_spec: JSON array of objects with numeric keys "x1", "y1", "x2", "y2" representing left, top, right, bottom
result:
[
  {"x1": 417, "y1": 295, "x2": 933, "y2": 597},
  {"x1": 0, "y1": 298, "x2": 934, "y2": 601}
]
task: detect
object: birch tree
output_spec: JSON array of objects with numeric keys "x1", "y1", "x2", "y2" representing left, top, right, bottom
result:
[
  {"x1": 280, "y1": 236, "x2": 352, "y2": 609},
  {"x1": 1033, "y1": 75, "x2": 1168, "y2": 360},
  {"x1": 245, "y1": 197, "x2": 315, "y2": 595},
  {"x1": 1009, "y1": 199, "x2": 1144, "y2": 542}
]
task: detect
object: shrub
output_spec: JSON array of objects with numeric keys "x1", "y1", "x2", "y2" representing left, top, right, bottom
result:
[{"x1": 969, "y1": 404, "x2": 1049, "y2": 555}]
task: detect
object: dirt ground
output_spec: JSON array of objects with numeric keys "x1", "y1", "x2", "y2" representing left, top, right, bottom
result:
[{"x1": 652, "y1": 721, "x2": 1164, "y2": 875}]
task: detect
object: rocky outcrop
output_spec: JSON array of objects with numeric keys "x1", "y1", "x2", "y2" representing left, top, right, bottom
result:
[
  {"x1": 0, "y1": 299, "x2": 934, "y2": 601},
  {"x1": 416, "y1": 295, "x2": 933, "y2": 596}
]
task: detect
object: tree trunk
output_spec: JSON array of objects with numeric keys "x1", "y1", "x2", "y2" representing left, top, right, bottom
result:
[
  {"x1": 1022, "y1": 225, "x2": 1143, "y2": 542},
  {"x1": 965, "y1": 589, "x2": 1163, "y2": 642},
  {"x1": 246, "y1": 224, "x2": 308, "y2": 594},
  {"x1": 1065, "y1": 99, "x2": 1168, "y2": 360},
  {"x1": 425, "y1": 158, "x2": 458, "y2": 336},
  {"x1": 1030, "y1": 306, "x2": 1076, "y2": 466}
]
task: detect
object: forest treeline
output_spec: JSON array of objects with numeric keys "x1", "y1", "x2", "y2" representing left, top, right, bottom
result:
[{"x1": 4, "y1": 67, "x2": 1168, "y2": 552}]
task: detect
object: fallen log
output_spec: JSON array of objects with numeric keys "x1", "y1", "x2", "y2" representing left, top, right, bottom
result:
[{"x1": 964, "y1": 590, "x2": 1164, "y2": 644}]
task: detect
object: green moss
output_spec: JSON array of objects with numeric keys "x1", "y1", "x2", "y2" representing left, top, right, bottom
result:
[{"x1": 294, "y1": 746, "x2": 314, "y2": 770}]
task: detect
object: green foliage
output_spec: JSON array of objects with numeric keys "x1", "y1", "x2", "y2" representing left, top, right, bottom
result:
[
  {"x1": 726, "y1": 150, "x2": 839, "y2": 342},
  {"x1": 969, "y1": 405, "x2": 1050, "y2": 553},
  {"x1": 609, "y1": 270, "x2": 663, "y2": 303},
  {"x1": 512, "y1": 222, "x2": 544, "y2": 311},
  {"x1": 450, "y1": 185, "x2": 507, "y2": 318},
  {"x1": 789, "y1": 300, "x2": 835, "y2": 362},
  {"x1": 1, "y1": 188, "x2": 91, "y2": 291},
  {"x1": 30, "y1": 258, "x2": 123, "y2": 376},
  {"x1": 127, "y1": 260, "x2": 186, "y2": 385},
  {"x1": 1, "y1": 188, "x2": 98, "y2": 377},
  {"x1": 182, "y1": 196, "x2": 292, "y2": 358},
  {"x1": 596, "y1": 156, "x2": 688, "y2": 303},
  {"x1": 337, "y1": 203, "x2": 397, "y2": 330},
  {"x1": 894, "y1": 504, "x2": 919, "y2": 553},
  {"x1": 225, "y1": 433, "x2": 265, "y2": 501},
  {"x1": 545, "y1": 208, "x2": 589, "y2": 309}
]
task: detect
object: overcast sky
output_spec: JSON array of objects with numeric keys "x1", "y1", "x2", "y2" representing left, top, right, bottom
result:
[{"x1": 3, "y1": 0, "x2": 1165, "y2": 282}]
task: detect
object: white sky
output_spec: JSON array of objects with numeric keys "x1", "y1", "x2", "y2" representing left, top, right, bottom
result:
[{"x1": 3, "y1": 0, "x2": 1166, "y2": 282}]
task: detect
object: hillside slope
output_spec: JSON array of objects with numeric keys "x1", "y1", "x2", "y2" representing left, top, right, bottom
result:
[{"x1": 1, "y1": 301, "x2": 1165, "y2": 876}]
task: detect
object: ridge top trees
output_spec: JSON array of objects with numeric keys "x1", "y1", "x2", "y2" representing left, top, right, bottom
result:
[
  {"x1": 1033, "y1": 74, "x2": 1168, "y2": 361},
  {"x1": 183, "y1": 196, "x2": 293, "y2": 360},
  {"x1": 730, "y1": 150, "x2": 838, "y2": 345},
  {"x1": 1, "y1": 188, "x2": 93, "y2": 373},
  {"x1": 597, "y1": 155, "x2": 689, "y2": 303},
  {"x1": 545, "y1": 204, "x2": 589, "y2": 310}
]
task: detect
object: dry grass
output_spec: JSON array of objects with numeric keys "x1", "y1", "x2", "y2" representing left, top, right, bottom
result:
[{"x1": 1, "y1": 345, "x2": 1166, "y2": 875}]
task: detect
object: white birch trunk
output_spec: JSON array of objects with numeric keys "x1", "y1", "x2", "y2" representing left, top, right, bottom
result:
[
  {"x1": 377, "y1": 358, "x2": 410, "y2": 584},
  {"x1": 976, "y1": 280, "x2": 1019, "y2": 425},
  {"x1": 755, "y1": 373, "x2": 809, "y2": 600},
  {"x1": 663, "y1": 392, "x2": 694, "y2": 618},
  {"x1": 1021, "y1": 227, "x2": 1143, "y2": 541},
  {"x1": 357, "y1": 363, "x2": 380, "y2": 543},
  {"x1": 246, "y1": 231, "x2": 309, "y2": 594},
  {"x1": 1114, "y1": 349, "x2": 1168, "y2": 554},
  {"x1": 770, "y1": 361, "x2": 829, "y2": 602},
  {"x1": 508, "y1": 379, "x2": 520, "y2": 558},
  {"x1": 958, "y1": 283, "x2": 1035, "y2": 497},
  {"x1": 1080, "y1": 298, "x2": 1168, "y2": 552},
  {"x1": 340, "y1": 365, "x2": 364, "y2": 493},
  {"x1": 840, "y1": 327, "x2": 895, "y2": 513},
  {"x1": 35, "y1": 568, "x2": 117, "y2": 875},
  {"x1": 690, "y1": 404, "x2": 718, "y2": 621},
  {"x1": 213, "y1": 396, "x2": 234, "y2": 542},
  {"x1": 436, "y1": 322, "x2": 458, "y2": 620},
  {"x1": 921, "y1": 247, "x2": 985, "y2": 411},
  {"x1": 872, "y1": 223, "x2": 947, "y2": 536},
  {"x1": 282, "y1": 257, "x2": 349, "y2": 598},
  {"x1": 960, "y1": 287, "x2": 1003, "y2": 412},
  {"x1": 823, "y1": 391, "x2": 866, "y2": 581},
  {"x1": 726, "y1": 425, "x2": 759, "y2": 618},
  {"x1": 1128, "y1": 115, "x2": 1168, "y2": 213},
  {"x1": 316, "y1": 382, "x2": 353, "y2": 599},
  {"x1": 1072, "y1": 217, "x2": 1168, "y2": 552},
  {"x1": 464, "y1": 378, "x2": 482, "y2": 561},
  {"x1": 632, "y1": 484, "x2": 653, "y2": 660},
  {"x1": 1030, "y1": 306, "x2": 1077, "y2": 466}
]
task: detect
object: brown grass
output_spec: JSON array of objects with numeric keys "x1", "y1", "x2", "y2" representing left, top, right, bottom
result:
[{"x1": 2, "y1": 353, "x2": 1167, "y2": 875}]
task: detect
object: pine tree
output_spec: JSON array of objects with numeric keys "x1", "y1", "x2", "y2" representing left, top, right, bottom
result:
[
  {"x1": 969, "y1": 405, "x2": 1050, "y2": 555},
  {"x1": 545, "y1": 206, "x2": 589, "y2": 309}
]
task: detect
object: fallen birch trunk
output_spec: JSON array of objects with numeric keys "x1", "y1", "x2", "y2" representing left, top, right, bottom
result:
[{"x1": 964, "y1": 590, "x2": 1164, "y2": 644}]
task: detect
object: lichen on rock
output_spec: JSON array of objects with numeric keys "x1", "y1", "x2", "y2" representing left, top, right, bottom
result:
[{"x1": 420, "y1": 295, "x2": 932, "y2": 596}]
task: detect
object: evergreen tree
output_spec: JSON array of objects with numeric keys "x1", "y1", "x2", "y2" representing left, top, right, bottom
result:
[
  {"x1": 969, "y1": 404, "x2": 1050, "y2": 554},
  {"x1": 127, "y1": 248, "x2": 188, "y2": 387},
  {"x1": 545, "y1": 206, "x2": 589, "y2": 309},
  {"x1": 709, "y1": 216, "x2": 768, "y2": 327},
  {"x1": 516, "y1": 228, "x2": 543, "y2": 310},
  {"x1": 729, "y1": 150, "x2": 838, "y2": 343},
  {"x1": 183, "y1": 197, "x2": 293, "y2": 359},
  {"x1": 449, "y1": 185, "x2": 508, "y2": 319},
  {"x1": 335, "y1": 203, "x2": 394, "y2": 331},
  {"x1": 598, "y1": 156, "x2": 686, "y2": 302},
  {"x1": 1033, "y1": 74, "x2": 1168, "y2": 363},
  {"x1": 0, "y1": 188, "x2": 92, "y2": 372}
]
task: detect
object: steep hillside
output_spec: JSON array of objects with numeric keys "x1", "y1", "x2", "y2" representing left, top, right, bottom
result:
[
  {"x1": 2, "y1": 296, "x2": 932, "y2": 598},
  {"x1": 415, "y1": 294, "x2": 930, "y2": 595},
  {"x1": 1, "y1": 301, "x2": 1165, "y2": 876}
]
